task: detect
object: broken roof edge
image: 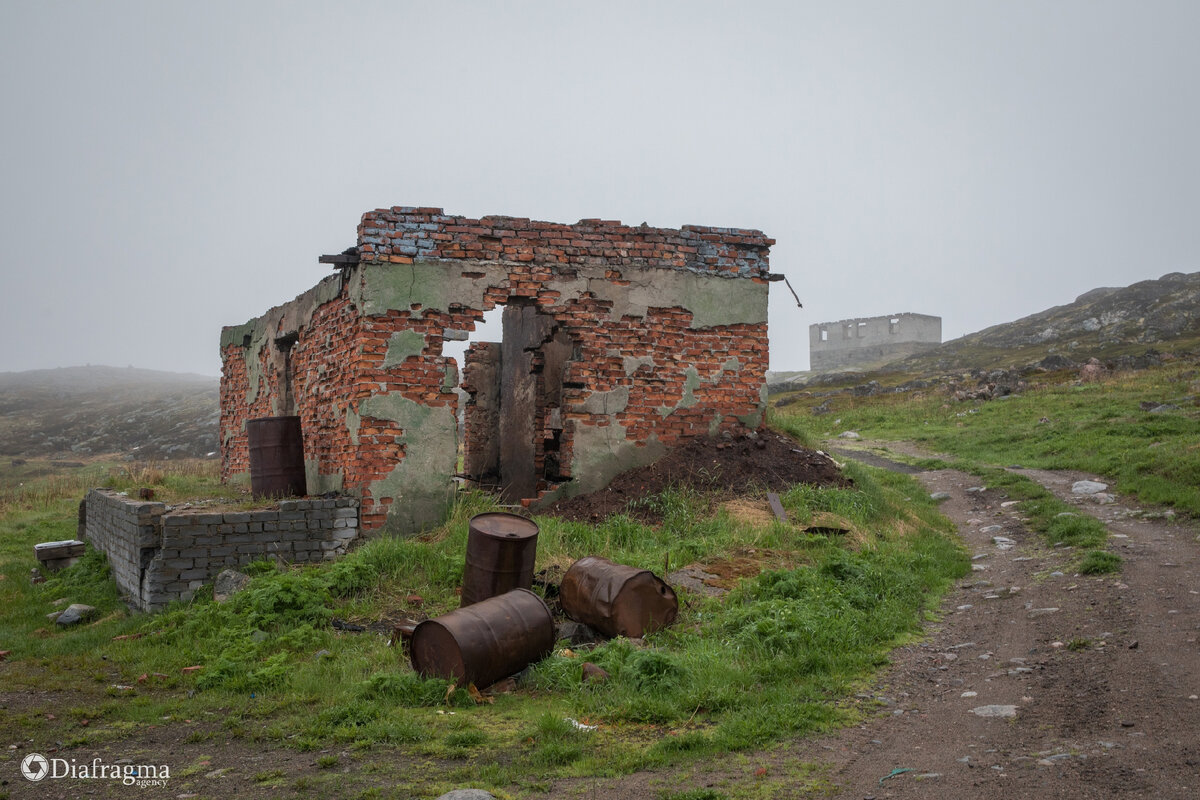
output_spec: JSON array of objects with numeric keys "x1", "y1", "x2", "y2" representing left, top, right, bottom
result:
[{"x1": 354, "y1": 207, "x2": 774, "y2": 279}]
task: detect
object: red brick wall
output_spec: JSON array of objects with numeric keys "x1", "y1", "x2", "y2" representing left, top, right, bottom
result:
[
  {"x1": 221, "y1": 208, "x2": 772, "y2": 533},
  {"x1": 358, "y1": 207, "x2": 773, "y2": 278}
]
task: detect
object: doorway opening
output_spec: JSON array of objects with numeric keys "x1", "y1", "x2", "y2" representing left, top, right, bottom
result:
[{"x1": 451, "y1": 301, "x2": 577, "y2": 503}]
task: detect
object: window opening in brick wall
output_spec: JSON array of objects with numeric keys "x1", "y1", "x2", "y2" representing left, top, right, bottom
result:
[
  {"x1": 857, "y1": 321, "x2": 867, "y2": 338},
  {"x1": 889, "y1": 318, "x2": 900, "y2": 334},
  {"x1": 819, "y1": 327, "x2": 829, "y2": 342}
]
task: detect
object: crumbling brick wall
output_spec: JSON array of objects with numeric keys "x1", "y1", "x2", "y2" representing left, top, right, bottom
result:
[{"x1": 220, "y1": 208, "x2": 774, "y2": 535}]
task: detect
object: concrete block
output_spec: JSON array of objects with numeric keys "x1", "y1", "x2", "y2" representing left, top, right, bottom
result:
[
  {"x1": 232, "y1": 523, "x2": 249, "y2": 534},
  {"x1": 333, "y1": 508, "x2": 357, "y2": 519},
  {"x1": 223, "y1": 513, "x2": 252, "y2": 524},
  {"x1": 164, "y1": 559, "x2": 194, "y2": 570},
  {"x1": 179, "y1": 569, "x2": 210, "y2": 580},
  {"x1": 280, "y1": 511, "x2": 307, "y2": 521}
]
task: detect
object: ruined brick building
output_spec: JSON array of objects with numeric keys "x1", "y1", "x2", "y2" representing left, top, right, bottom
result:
[
  {"x1": 220, "y1": 208, "x2": 776, "y2": 535},
  {"x1": 809, "y1": 313, "x2": 941, "y2": 372}
]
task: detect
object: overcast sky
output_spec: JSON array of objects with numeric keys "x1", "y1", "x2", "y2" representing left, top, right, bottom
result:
[{"x1": 2, "y1": 1, "x2": 1197, "y2": 377}]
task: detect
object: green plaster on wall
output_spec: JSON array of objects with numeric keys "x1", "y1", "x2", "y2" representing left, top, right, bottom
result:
[
  {"x1": 736, "y1": 385, "x2": 770, "y2": 429},
  {"x1": 679, "y1": 367, "x2": 701, "y2": 408},
  {"x1": 356, "y1": 261, "x2": 502, "y2": 317},
  {"x1": 383, "y1": 330, "x2": 427, "y2": 369},
  {"x1": 590, "y1": 268, "x2": 768, "y2": 329},
  {"x1": 719, "y1": 357, "x2": 742, "y2": 373},
  {"x1": 623, "y1": 355, "x2": 656, "y2": 376},
  {"x1": 220, "y1": 321, "x2": 257, "y2": 350},
  {"x1": 657, "y1": 367, "x2": 701, "y2": 418},
  {"x1": 358, "y1": 393, "x2": 457, "y2": 534},
  {"x1": 345, "y1": 407, "x2": 361, "y2": 446},
  {"x1": 441, "y1": 362, "x2": 459, "y2": 391},
  {"x1": 305, "y1": 459, "x2": 344, "y2": 494},
  {"x1": 560, "y1": 423, "x2": 667, "y2": 498},
  {"x1": 576, "y1": 386, "x2": 630, "y2": 415}
]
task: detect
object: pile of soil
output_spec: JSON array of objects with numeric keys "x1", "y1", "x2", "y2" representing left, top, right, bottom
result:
[{"x1": 543, "y1": 431, "x2": 850, "y2": 523}]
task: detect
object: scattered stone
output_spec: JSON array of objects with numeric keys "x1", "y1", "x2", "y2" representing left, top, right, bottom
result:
[
  {"x1": 313, "y1": 650, "x2": 332, "y2": 661},
  {"x1": 1000, "y1": 500, "x2": 1021, "y2": 508},
  {"x1": 1051, "y1": 641, "x2": 1065, "y2": 649},
  {"x1": 435, "y1": 791, "x2": 497, "y2": 800},
  {"x1": 981, "y1": 525, "x2": 1005, "y2": 534},
  {"x1": 29, "y1": 567, "x2": 45, "y2": 585},
  {"x1": 966, "y1": 487, "x2": 987, "y2": 494},
  {"x1": 55, "y1": 604, "x2": 96, "y2": 627},
  {"x1": 991, "y1": 535, "x2": 1015, "y2": 549},
  {"x1": 837, "y1": 431, "x2": 861, "y2": 440},
  {"x1": 182, "y1": 665, "x2": 204, "y2": 674},
  {"x1": 1050, "y1": 571, "x2": 1064, "y2": 577},
  {"x1": 961, "y1": 691, "x2": 978, "y2": 698},
  {"x1": 956, "y1": 604, "x2": 974, "y2": 611},
  {"x1": 1028, "y1": 607, "x2": 1060, "y2": 618},
  {"x1": 666, "y1": 566, "x2": 727, "y2": 597},
  {"x1": 971, "y1": 564, "x2": 988, "y2": 571},
  {"x1": 1092, "y1": 493, "x2": 1116, "y2": 505},
  {"x1": 970, "y1": 704, "x2": 1018, "y2": 718},
  {"x1": 1072, "y1": 480, "x2": 1108, "y2": 495},
  {"x1": 915, "y1": 773, "x2": 942, "y2": 780},
  {"x1": 213, "y1": 569, "x2": 251, "y2": 603},
  {"x1": 930, "y1": 491, "x2": 951, "y2": 501}
]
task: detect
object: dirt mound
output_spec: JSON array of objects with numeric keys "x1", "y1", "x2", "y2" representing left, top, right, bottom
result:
[{"x1": 543, "y1": 431, "x2": 850, "y2": 523}]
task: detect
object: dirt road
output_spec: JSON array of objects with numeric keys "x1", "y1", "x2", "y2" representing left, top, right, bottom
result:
[{"x1": 557, "y1": 449, "x2": 1200, "y2": 799}]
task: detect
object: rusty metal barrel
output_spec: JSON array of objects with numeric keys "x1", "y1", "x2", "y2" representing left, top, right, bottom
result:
[
  {"x1": 410, "y1": 588, "x2": 555, "y2": 688},
  {"x1": 460, "y1": 512, "x2": 539, "y2": 607},
  {"x1": 247, "y1": 416, "x2": 306, "y2": 498},
  {"x1": 560, "y1": 556, "x2": 679, "y2": 639}
]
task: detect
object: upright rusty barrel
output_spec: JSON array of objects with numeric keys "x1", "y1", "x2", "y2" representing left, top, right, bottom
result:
[
  {"x1": 561, "y1": 556, "x2": 679, "y2": 639},
  {"x1": 411, "y1": 588, "x2": 555, "y2": 688},
  {"x1": 460, "y1": 512, "x2": 539, "y2": 607},
  {"x1": 247, "y1": 416, "x2": 306, "y2": 498}
]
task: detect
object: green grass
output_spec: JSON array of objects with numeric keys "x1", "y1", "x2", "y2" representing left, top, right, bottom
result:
[
  {"x1": 772, "y1": 360, "x2": 1200, "y2": 515},
  {"x1": 0, "y1": 455, "x2": 968, "y2": 793}
]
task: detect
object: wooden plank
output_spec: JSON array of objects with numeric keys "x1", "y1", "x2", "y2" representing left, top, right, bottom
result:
[
  {"x1": 318, "y1": 254, "x2": 360, "y2": 265},
  {"x1": 767, "y1": 493, "x2": 788, "y2": 522}
]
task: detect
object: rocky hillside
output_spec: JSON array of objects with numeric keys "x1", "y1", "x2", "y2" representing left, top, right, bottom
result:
[
  {"x1": 903, "y1": 271, "x2": 1200, "y2": 374},
  {"x1": 0, "y1": 366, "x2": 218, "y2": 460}
]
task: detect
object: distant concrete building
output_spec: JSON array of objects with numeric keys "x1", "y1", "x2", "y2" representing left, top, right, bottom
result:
[{"x1": 809, "y1": 313, "x2": 941, "y2": 372}]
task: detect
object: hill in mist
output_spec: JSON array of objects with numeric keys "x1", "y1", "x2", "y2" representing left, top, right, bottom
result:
[{"x1": 0, "y1": 366, "x2": 218, "y2": 460}]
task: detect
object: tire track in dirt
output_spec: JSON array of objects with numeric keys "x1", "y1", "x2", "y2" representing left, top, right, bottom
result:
[{"x1": 553, "y1": 450, "x2": 1200, "y2": 799}]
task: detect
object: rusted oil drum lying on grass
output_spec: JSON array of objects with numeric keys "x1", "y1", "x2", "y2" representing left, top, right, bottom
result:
[
  {"x1": 247, "y1": 416, "x2": 306, "y2": 498},
  {"x1": 560, "y1": 556, "x2": 679, "y2": 639},
  {"x1": 460, "y1": 512, "x2": 539, "y2": 607},
  {"x1": 411, "y1": 588, "x2": 555, "y2": 689}
]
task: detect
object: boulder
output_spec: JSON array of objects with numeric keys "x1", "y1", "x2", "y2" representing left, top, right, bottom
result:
[{"x1": 213, "y1": 569, "x2": 252, "y2": 603}]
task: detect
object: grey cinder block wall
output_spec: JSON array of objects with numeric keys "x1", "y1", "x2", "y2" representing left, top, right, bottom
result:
[
  {"x1": 809, "y1": 313, "x2": 941, "y2": 371},
  {"x1": 82, "y1": 489, "x2": 360, "y2": 611}
]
